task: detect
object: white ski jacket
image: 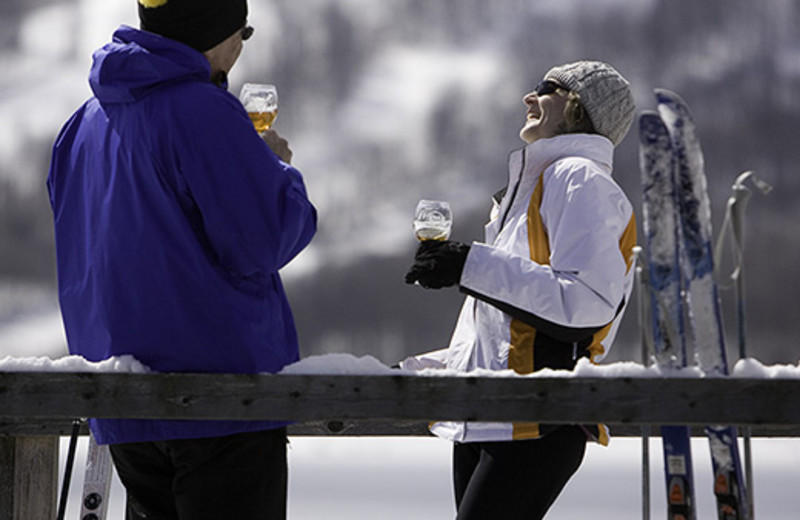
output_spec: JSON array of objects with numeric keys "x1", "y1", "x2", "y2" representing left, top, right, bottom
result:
[{"x1": 407, "y1": 134, "x2": 636, "y2": 444}]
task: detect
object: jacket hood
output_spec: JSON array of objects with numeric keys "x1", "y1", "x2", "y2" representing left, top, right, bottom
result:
[{"x1": 89, "y1": 25, "x2": 211, "y2": 104}]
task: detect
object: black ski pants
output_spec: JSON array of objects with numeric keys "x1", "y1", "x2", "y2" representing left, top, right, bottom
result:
[
  {"x1": 109, "y1": 428, "x2": 287, "y2": 520},
  {"x1": 453, "y1": 425, "x2": 587, "y2": 520}
]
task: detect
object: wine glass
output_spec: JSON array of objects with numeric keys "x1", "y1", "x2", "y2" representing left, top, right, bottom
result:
[
  {"x1": 239, "y1": 83, "x2": 278, "y2": 132},
  {"x1": 413, "y1": 200, "x2": 452, "y2": 241}
]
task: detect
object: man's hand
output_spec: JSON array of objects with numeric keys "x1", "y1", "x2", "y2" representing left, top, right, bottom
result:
[{"x1": 261, "y1": 129, "x2": 293, "y2": 164}]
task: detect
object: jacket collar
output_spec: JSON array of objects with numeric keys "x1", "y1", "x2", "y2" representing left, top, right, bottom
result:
[
  {"x1": 522, "y1": 133, "x2": 614, "y2": 178},
  {"x1": 495, "y1": 134, "x2": 614, "y2": 233}
]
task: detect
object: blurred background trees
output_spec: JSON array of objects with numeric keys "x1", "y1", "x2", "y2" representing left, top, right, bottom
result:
[{"x1": 1, "y1": 0, "x2": 797, "y2": 364}]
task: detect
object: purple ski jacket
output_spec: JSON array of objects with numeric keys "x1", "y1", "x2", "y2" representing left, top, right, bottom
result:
[{"x1": 47, "y1": 26, "x2": 317, "y2": 444}]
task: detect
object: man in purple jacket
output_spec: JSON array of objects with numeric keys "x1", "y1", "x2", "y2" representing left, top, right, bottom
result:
[{"x1": 47, "y1": 0, "x2": 317, "y2": 517}]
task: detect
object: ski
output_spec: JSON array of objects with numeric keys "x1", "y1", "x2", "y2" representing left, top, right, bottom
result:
[
  {"x1": 638, "y1": 112, "x2": 685, "y2": 369},
  {"x1": 656, "y1": 88, "x2": 750, "y2": 520},
  {"x1": 80, "y1": 432, "x2": 113, "y2": 520},
  {"x1": 656, "y1": 89, "x2": 727, "y2": 375},
  {"x1": 706, "y1": 425, "x2": 749, "y2": 519},
  {"x1": 639, "y1": 110, "x2": 697, "y2": 520}
]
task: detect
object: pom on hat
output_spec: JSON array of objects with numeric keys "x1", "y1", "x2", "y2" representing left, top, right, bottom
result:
[
  {"x1": 138, "y1": 0, "x2": 248, "y2": 52},
  {"x1": 544, "y1": 61, "x2": 635, "y2": 146}
]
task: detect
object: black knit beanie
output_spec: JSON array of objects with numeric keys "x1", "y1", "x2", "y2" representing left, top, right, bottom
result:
[{"x1": 138, "y1": 0, "x2": 248, "y2": 52}]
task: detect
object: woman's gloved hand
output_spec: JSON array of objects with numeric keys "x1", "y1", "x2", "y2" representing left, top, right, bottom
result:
[{"x1": 404, "y1": 240, "x2": 470, "y2": 289}]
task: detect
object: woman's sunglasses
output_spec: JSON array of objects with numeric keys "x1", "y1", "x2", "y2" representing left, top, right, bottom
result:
[
  {"x1": 534, "y1": 80, "x2": 569, "y2": 96},
  {"x1": 241, "y1": 26, "x2": 255, "y2": 41}
]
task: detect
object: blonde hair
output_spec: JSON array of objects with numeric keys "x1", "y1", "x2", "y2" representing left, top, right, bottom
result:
[{"x1": 560, "y1": 91, "x2": 597, "y2": 136}]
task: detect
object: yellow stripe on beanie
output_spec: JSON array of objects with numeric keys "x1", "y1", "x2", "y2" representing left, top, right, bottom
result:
[{"x1": 139, "y1": 0, "x2": 169, "y2": 8}]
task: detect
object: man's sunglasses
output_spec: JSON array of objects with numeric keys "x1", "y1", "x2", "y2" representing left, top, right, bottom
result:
[
  {"x1": 534, "y1": 80, "x2": 569, "y2": 96},
  {"x1": 241, "y1": 26, "x2": 255, "y2": 41}
]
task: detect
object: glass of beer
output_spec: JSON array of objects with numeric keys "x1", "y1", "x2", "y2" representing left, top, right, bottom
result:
[
  {"x1": 239, "y1": 83, "x2": 278, "y2": 132},
  {"x1": 413, "y1": 200, "x2": 452, "y2": 241}
]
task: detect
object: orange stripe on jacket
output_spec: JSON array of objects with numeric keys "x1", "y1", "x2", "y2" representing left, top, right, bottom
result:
[
  {"x1": 510, "y1": 172, "x2": 636, "y2": 444},
  {"x1": 510, "y1": 173, "x2": 547, "y2": 439}
]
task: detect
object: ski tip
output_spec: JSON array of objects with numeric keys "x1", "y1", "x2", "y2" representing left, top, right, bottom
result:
[
  {"x1": 654, "y1": 88, "x2": 684, "y2": 105},
  {"x1": 639, "y1": 110, "x2": 662, "y2": 123},
  {"x1": 655, "y1": 87, "x2": 697, "y2": 125},
  {"x1": 638, "y1": 110, "x2": 668, "y2": 143}
]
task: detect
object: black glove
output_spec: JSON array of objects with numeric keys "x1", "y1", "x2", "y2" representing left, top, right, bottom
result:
[{"x1": 404, "y1": 240, "x2": 470, "y2": 289}]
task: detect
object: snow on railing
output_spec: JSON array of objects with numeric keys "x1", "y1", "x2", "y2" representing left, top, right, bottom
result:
[{"x1": 2, "y1": 353, "x2": 799, "y2": 428}]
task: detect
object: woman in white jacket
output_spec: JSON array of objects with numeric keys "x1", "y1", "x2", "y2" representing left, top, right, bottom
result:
[{"x1": 404, "y1": 61, "x2": 637, "y2": 520}]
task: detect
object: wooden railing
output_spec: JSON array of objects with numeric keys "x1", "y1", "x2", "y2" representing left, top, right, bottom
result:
[{"x1": 2, "y1": 371, "x2": 799, "y2": 519}]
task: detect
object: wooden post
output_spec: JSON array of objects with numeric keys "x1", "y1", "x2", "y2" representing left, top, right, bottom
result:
[
  {"x1": 0, "y1": 436, "x2": 58, "y2": 520},
  {"x1": 0, "y1": 437, "x2": 14, "y2": 520}
]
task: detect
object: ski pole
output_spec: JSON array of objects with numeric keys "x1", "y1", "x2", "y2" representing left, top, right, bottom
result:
[
  {"x1": 732, "y1": 171, "x2": 771, "y2": 520},
  {"x1": 633, "y1": 246, "x2": 651, "y2": 520},
  {"x1": 714, "y1": 170, "x2": 772, "y2": 520},
  {"x1": 56, "y1": 418, "x2": 82, "y2": 520}
]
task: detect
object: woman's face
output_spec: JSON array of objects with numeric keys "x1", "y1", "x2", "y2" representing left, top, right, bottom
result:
[{"x1": 519, "y1": 81, "x2": 570, "y2": 144}]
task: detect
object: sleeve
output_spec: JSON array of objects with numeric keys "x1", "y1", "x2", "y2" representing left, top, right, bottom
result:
[
  {"x1": 168, "y1": 87, "x2": 317, "y2": 292},
  {"x1": 399, "y1": 348, "x2": 449, "y2": 371},
  {"x1": 459, "y1": 161, "x2": 631, "y2": 337}
]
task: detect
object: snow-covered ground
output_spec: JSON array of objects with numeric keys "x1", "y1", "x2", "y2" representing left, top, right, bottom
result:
[{"x1": 52, "y1": 435, "x2": 798, "y2": 519}]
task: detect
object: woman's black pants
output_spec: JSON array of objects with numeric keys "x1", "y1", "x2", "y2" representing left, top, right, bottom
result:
[{"x1": 453, "y1": 425, "x2": 587, "y2": 520}]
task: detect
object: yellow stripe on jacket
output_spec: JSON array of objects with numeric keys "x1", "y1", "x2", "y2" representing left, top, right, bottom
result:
[
  {"x1": 509, "y1": 172, "x2": 636, "y2": 443},
  {"x1": 509, "y1": 172, "x2": 547, "y2": 439}
]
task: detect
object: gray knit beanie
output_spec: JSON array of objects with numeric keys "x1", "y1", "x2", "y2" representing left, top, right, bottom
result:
[{"x1": 544, "y1": 61, "x2": 635, "y2": 146}]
